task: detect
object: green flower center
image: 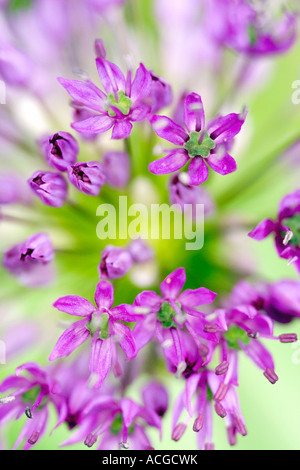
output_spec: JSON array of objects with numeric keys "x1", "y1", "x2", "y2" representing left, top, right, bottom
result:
[
  {"x1": 87, "y1": 312, "x2": 110, "y2": 340},
  {"x1": 248, "y1": 24, "x2": 258, "y2": 46},
  {"x1": 157, "y1": 301, "x2": 178, "y2": 329},
  {"x1": 206, "y1": 385, "x2": 213, "y2": 402},
  {"x1": 110, "y1": 413, "x2": 134, "y2": 435},
  {"x1": 8, "y1": 0, "x2": 32, "y2": 11},
  {"x1": 183, "y1": 131, "x2": 216, "y2": 158},
  {"x1": 107, "y1": 91, "x2": 132, "y2": 117},
  {"x1": 22, "y1": 386, "x2": 41, "y2": 405},
  {"x1": 224, "y1": 325, "x2": 251, "y2": 350},
  {"x1": 282, "y1": 215, "x2": 300, "y2": 247}
]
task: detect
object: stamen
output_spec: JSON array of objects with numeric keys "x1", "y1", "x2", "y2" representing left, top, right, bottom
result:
[
  {"x1": 283, "y1": 230, "x2": 293, "y2": 246},
  {"x1": 178, "y1": 172, "x2": 190, "y2": 186},
  {"x1": 25, "y1": 407, "x2": 33, "y2": 419},
  {"x1": 176, "y1": 361, "x2": 187, "y2": 379},
  {"x1": 28, "y1": 431, "x2": 39, "y2": 445},
  {"x1": 235, "y1": 418, "x2": 247, "y2": 436},
  {"x1": 215, "y1": 361, "x2": 229, "y2": 376},
  {"x1": 204, "y1": 323, "x2": 218, "y2": 333},
  {"x1": 120, "y1": 441, "x2": 130, "y2": 450},
  {"x1": 193, "y1": 414, "x2": 204, "y2": 432},
  {"x1": 248, "y1": 330, "x2": 259, "y2": 339},
  {"x1": 204, "y1": 443, "x2": 215, "y2": 451},
  {"x1": 264, "y1": 368, "x2": 279, "y2": 384},
  {"x1": 214, "y1": 383, "x2": 229, "y2": 402},
  {"x1": 84, "y1": 434, "x2": 97, "y2": 448},
  {"x1": 0, "y1": 396, "x2": 15, "y2": 404},
  {"x1": 288, "y1": 256, "x2": 298, "y2": 266},
  {"x1": 215, "y1": 402, "x2": 227, "y2": 419},
  {"x1": 199, "y1": 344, "x2": 209, "y2": 359},
  {"x1": 279, "y1": 334, "x2": 298, "y2": 343},
  {"x1": 172, "y1": 423, "x2": 187, "y2": 442},
  {"x1": 161, "y1": 339, "x2": 173, "y2": 349}
]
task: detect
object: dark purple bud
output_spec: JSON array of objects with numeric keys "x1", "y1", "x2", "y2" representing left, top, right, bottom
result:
[
  {"x1": 264, "y1": 368, "x2": 279, "y2": 385},
  {"x1": 142, "y1": 382, "x2": 169, "y2": 418},
  {"x1": 279, "y1": 334, "x2": 298, "y2": 343},
  {"x1": 128, "y1": 239, "x2": 154, "y2": 264},
  {"x1": 39, "y1": 132, "x2": 79, "y2": 172},
  {"x1": 68, "y1": 161, "x2": 106, "y2": 196},
  {"x1": 84, "y1": 434, "x2": 97, "y2": 448},
  {"x1": 3, "y1": 233, "x2": 55, "y2": 287},
  {"x1": 172, "y1": 423, "x2": 186, "y2": 442},
  {"x1": 215, "y1": 361, "x2": 229, "y2": 376},
  {"x1": 102, "y1": 151, "x2": 130, "y2": 188},
  {"x1": 28, "y1": 171, "x2": 67, "y2": 207},
  {"x1": 98, "y1": 245, "x2": 133, "y2": 280}
]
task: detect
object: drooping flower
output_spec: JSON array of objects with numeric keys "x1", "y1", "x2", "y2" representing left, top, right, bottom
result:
[
  {"x1": 133, "y1": 267, "x2": 218, "y2": 373},
  {"x1": 98, "y1": 245, "x2": 133, "y2": 280},
  {"x1": 149, "y1": 93, "x2": 246, "y2": 185},
  {"x1": 169, "y1": 172, "x2": 215, "y2": 219},
  {"x1": 146, "y1": 72, "x2": 173, "y2": 113},
  {"x1": 49, "y1": 281, "x2": 139, "y2": 389},
  {"x1": 67, "y1": 161, "x2": 106, "y2": 196},
  {"x1": 0, "y1": 363, "x2": 67, "y2": 450},
  {"x1": 28, "y1": 171, "x2": 67, "y2": 208},
  {"x1": 58, "y1": 52, "x2": 153, "y2": 139},
  {"x1": 248, "y1": 190, "x2": 300, "y2": 272},
  {"x1": 61, "y1": 390, "x2": 162, "y2": 450},
  {"x1": 39, "y1": 132, "x2": 79, "y2": 172},
  {"x1": 3, "y1": 233, "x2": 55, "y2": 287},
  {"x1": 102, "y1": 151, "x2": 131, "y2": 188}
]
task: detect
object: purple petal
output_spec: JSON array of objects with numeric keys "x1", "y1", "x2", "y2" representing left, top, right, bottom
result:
[
  {"x1": 248, "y1": 219, "x2": 276, "y2": 241},
  {"x1": 188, "y1": 156, "x2": 209, "y2": 185},
  {"x1": 53, "y1": 296, "x2": 95, "y2": 317},
  {"x1": 58, "y1": 77, "x2": 105, "y2": 112},
  {"x1": 240, "y1": 340, "x2": 274, "y2": 371},
  {"x1": 142, "y1": 382, "x2": 169, "y2": 417},
  {"x1": 72, "y1": 115, "x2": 114, "y2": 134},
  {"x1": 160, "y1": 267, "x2": 186, "y2": 300},
  {"x1": 184, "y1": 93, "x2": 205, "y2": 133},
  {"x1": 149, "y1": 149, "x2": 189, "y2": 175},
  {"x1": 112, "y1": 322, "x2": 137, "y2": 360},
  {"x1": 111, "y1": 304, "x2": 142, "y2": 322},
  {"x1": 150, "y1": 115, "x2": 189, "y2": 145},
  {"x1": 134, "y1": 291, "x2": 162, "y2": 311},
  {"x1": 278, "y1": 190, "x2": 300, "y2": 221},
  {"x1": 94, "y1": 281, "x2": 114, "y2": 310},
  {"x1": 89, "y1": 337, "x2": 112, "y2": 389},
  {"x1": 179, "y1": 288, "x2": 217, "y2": 308},
  {"x1": 96, "y1": 58, "x2": 126, "y2": 95},
  {"x1": 130, "y1": 63, "x2": 152, "y2": 103},
  {"x1": 111, "y1": 120, "x2": 133, "y2": 139},
  {"x1": 133, "y1": 315, "x2": 156, "y2": 351},
  {"x1": 185, "y1": 373, "x2": 201, "y2": 416},
  {"x1": 49, "y1": 319, "x2": 89, "y2": 361},
  {"x1": 208, "y1": 113, "x2": 245, "y2": 145},
  {"x1": 206, "y1": 152, "x2": 237, "y2": 175}
]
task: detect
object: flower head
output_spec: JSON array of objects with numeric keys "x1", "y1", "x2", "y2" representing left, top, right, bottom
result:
[
  {"x1": 28, "y1": 171, "x2": 67, "y2": 207},
  {"x1": 67, "y1": 161, "x2": 106, "y2": 196},
  {"x1": 39, "y1": 132, "x2": 79, "y2": 172},
  {"x1": 149, "y1": 93, "x2": 245, "y2": 185}
]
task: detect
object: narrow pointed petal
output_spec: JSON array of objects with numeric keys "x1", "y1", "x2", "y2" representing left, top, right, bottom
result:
[
  {"x1": 94, "y1": 281, "x2": 114, "y2": 309},
  {"x1": 150, "y1": 115, "x2": 189, "y2": 145},
  {"x1": 131, "y1": 63, "x2": 152, "y2": 102},
  {"x1": 149, "y1": 149, "x2": 189, "y2": 175},
  {"x1": 53, "y1": 296, "x2": 95, "y2": 317},
  {"x1": 112, "y1": 120, "x2": 133, "y2": 139},
  {"x1": 188, "y1": 157, "x2": 209, "y2": 185},
  {"x1": 179, "y1": 288, "x2": 217, "y2": 308},
  {"x1": 58, "y1": 78, "x2": 105, "y2": 112},
  {"x1": 160, "y1": 267, "x2": 186, "y2": 299},
  {"x1": 72, "y1": 115, "x2": 114, "y2": 134},
  {"x1": 89, "y1": 337, "x2": 112, "y2": 389},
  {"x1": 206, "y1": 153, "x2": 237, "y2": 175},
  {"x1": 112, "y1": 322, "x2": 137, "y2": 359},
  {"x1": 248, "y1": 219, "x2": 276, "y2": 240},
  {"x1": 49, "y1": 319, "x2": 89, "y2": 361},
  {"x1": 184, "y1": 93, "x2": 205, "y2": 133},
  {"x1": 96, "y1": 58, "x2": 126, "y2": 94},
  {"x1": 208, "y1": 113, "x2": 245, "y2": 145}
]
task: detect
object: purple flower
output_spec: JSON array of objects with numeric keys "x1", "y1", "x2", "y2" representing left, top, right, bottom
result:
[
  {"x1": 67, "y1": 161, "x2": 106, "y2": 196},
  {"x1": 149, "y1": 93, "x2": 245, "y2": 185},
  {"x1": 0, "y1": 173, "x2": 30, "y2": 205},
  {"x1": 248, "y1": 190, "x2": 300, "y2": 272},
  {"x1": 49, "y1": 281, "x2": 139, "y2": 389},
  {"x1": 3, "y1": 233, "x2": 55, "y2": 287},
  {"x1": 208, "y1": 0, "x2": 297, "y2": 56},
  {"x1": 102, "y1": 151, "x2": 130, "y2": 188},
  {"x1": 98, "y1": 245, "x2": 133, "y2": 280},
  {"x1": 142, "y1": 382, "x2": 169, "y2": 418},
  {"x1": 128, "y1": 239, "x2": 154, "y2": 264},
  {"x1": 133, "y1": 267, "x2": 217, "y2": 372},
  {"x1": 58, "y1": 55, "x2": 153, "y2": 139},
  {"x1": 146, "y1": 72, "x2": 173, "y2": 113},
  {"x1": 39, "y1": 132, "x2": 79, "y2": 172},
  {"x1": 171, "y1": 368, "x2": 246, "y2": 449},
  {"x1": 28, "y1": 171, "x2": 67, "y2": 208},
  {"x1": 169, "y1": 172, "x2": 215, "y2": 219},
  {"x1": 61, "y1": 394, "x2": 161, "y2": 450},
  {"x1": 0, "y1": 363, "x2": 66, "y2": 450}
]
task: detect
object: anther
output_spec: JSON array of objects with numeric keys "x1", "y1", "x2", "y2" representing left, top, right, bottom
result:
[
  {"x1": 279, "y1": 334, "x2": 298, "y2": 343},
  {"x1": 28, "y1": 431, "x2": 39, "y2": 445},
  {"x1": 172, "y1": 423, "x2": 187, "y2": 442},
  {"x1": 25, "y1": 407, "x2": 33, "y2": 419},
  {"x1": 193, "y1": 414, "x2": 204, "y2": 432},
  {"x1": 215, "y1": 402, "x2": 227, "y2": 418},
  {"x1": 84, "y1": 434, "x2": 97, "y2": 448},
  {"x1": 214, "y1": 383, "x2": 229, "y2": 402},
  {"x1": 264, "y1": 368, "x2": 279, "y2": 384},
  {"x1": 215, "y1": 361, "x2": 229, "y2": 376}
]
